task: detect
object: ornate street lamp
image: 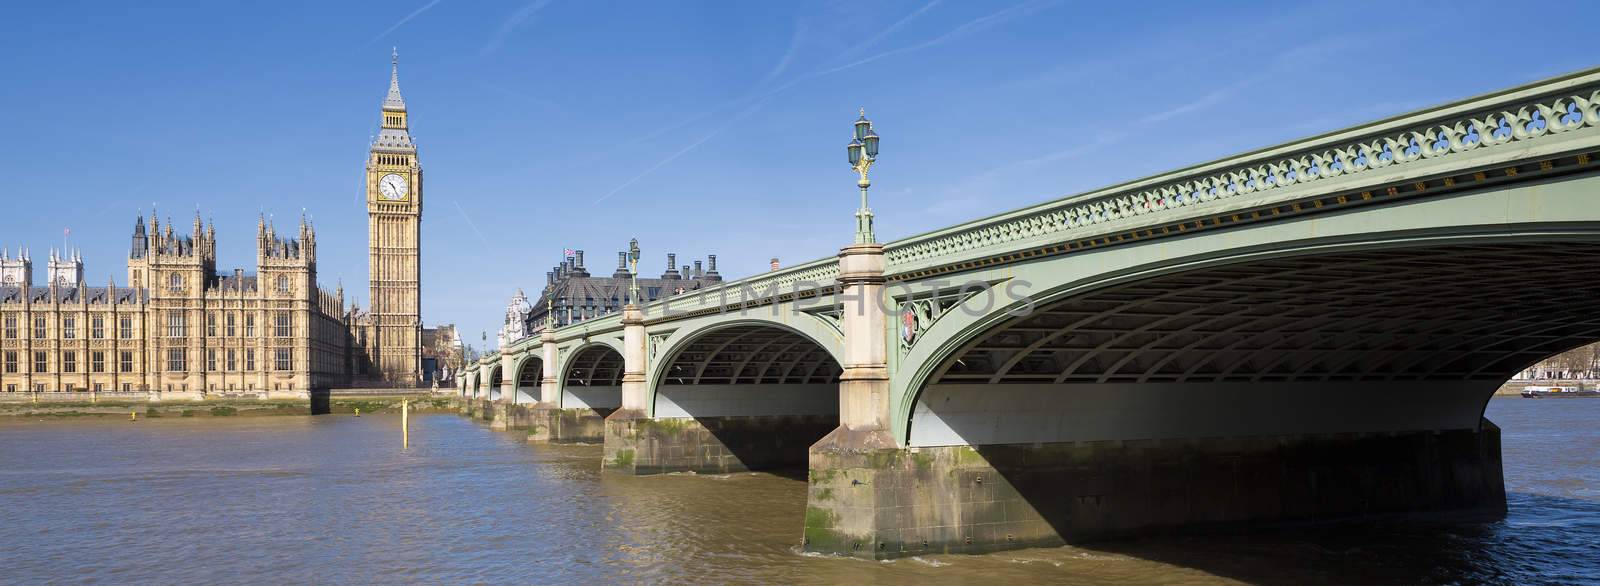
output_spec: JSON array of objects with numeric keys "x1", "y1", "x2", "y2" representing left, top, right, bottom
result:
[
  {"x1": 627, "y1": 238, "x2": 642, "y2": 304},
  {"x1": 847, "y1": 108, "x2": 881, "y2": 244}
]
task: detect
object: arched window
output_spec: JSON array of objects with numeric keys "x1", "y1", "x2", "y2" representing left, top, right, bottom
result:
[
  {"x1": 168, "y1": 273, "x2": 182, "y2": 292},
  {"x1": 277, "y1": 275, "x2": 289, "y2": 293}
]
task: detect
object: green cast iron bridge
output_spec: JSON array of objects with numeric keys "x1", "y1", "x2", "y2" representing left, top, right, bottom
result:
[{"x1": 457, "y1": 66, "x2": 1600, "y2": 558}]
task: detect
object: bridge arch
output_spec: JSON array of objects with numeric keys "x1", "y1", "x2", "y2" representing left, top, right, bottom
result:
[
  {"x1": 628, "y1": 318, "x2": 843, "y2": 472},
  {"x1": 647, "y1": 317, "x2": 844, "y2": 413},
  {"x1": 560, "y1": 342, "x2": 624, "y2": 413},
  {"x1": 891, "y1": 175, "x2": 1600, "y2": 444},
  {"x1": 512, "y1": 354, "x2": 542, "y2": 404},
  {"x1": 897, "y1": 232, "x2": 1600, "y2": 447},
  {"x1": 485, "y1": 364, "x2": 503, "y2": 401}
]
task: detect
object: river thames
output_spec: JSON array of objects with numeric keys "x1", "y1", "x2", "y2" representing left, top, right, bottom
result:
[{"x1": 1, "y1": 398, "x2": 1596, "y2": 584}]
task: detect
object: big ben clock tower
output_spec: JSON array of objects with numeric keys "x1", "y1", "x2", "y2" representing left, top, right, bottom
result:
[{"x1": 366, "y1": 49, "x2": 422, "y2": 386}]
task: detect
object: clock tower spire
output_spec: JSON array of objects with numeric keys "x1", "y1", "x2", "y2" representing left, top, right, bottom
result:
[{"x1": 365, "y1": 48, "x2": 422, "y2": 387}]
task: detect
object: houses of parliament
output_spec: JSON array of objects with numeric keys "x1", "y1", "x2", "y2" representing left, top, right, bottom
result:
[{"x1": 0, "y1": 54, "x2": 445, "y2": 396}]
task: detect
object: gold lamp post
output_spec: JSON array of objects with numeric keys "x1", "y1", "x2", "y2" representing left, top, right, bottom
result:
[{"x1": 847, "y1": 108, "x2": 882, "y2": 244}]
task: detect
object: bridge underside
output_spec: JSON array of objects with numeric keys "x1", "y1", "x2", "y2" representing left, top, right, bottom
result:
[
  {"x1": 523, "y1": 346, "x2": 619, "y2": 442},
  {"x1": 605, "y1": 325, "x2": 840, "y2": 475},
  {"x1": 807, "y1": 240, "x2": 1600, "y2": 558}
]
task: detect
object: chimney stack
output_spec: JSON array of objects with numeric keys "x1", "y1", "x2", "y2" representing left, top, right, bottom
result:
[
  {"x1": 614, "y1": 251, "x2": 629, "y2": 278},
  {"x1": 705, "y1": 255, "x2": 722, "y2": 281},
  {"x1": 662, "y1": 253, "x2": 680, "y2": 279},
  {"x1": 571, "y1": 250, "x2": 589, "y2": 277},
  {"x1": 693, "y1": 260, "x2": 703, "y2": 278}
]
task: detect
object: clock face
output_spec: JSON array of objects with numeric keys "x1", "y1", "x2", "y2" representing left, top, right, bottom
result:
[{"x1": 379, "y1": 173, "x2": 408, "y2": 200}]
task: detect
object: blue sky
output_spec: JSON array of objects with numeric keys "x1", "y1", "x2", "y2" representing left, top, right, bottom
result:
[{"x1": 0, "y1": 0, "x2": 1592, "y2": 350}]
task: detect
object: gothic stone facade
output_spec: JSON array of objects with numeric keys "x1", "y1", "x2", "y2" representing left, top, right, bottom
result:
[
  {"x1": 0, "y1": 216, "x2": 347, "y2": 396},
  {"x1": 0, "y1": 55, "x2": 427, "y2": 395}
]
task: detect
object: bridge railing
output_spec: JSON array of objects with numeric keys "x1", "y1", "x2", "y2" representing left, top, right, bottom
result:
[{"x1": 882, "y1": 67, "x2": 1600, "y2": 273}]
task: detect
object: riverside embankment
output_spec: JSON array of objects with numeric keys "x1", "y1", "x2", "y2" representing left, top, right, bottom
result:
[{"x1": 0, "y1": 392, "x2": 456, "y2": 418}]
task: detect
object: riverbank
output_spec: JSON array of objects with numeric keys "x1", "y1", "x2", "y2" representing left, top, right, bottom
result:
[
  {"x1": 0, "y1": 394, "x2": 457, "y2": 419},
  {"x1": 1495, "y1": 380, "x2": 1599, "y2": 395}
]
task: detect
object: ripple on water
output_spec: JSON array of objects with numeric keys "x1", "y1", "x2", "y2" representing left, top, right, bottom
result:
[{"x1": 0, "y1": 400, "x2": 1597, "y2": 584}]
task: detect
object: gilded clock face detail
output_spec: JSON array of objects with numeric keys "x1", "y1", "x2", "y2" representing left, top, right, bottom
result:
[{"x1": 379, "y1": 173, "x2": 408, "y2": 200}]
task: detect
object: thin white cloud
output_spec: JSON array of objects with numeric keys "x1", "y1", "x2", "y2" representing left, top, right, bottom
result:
[
  {"x1": 758, "y1": 21, "x2": 807, "y2": 87},
  {"x1": 812, "y1": 0, "x2": 1056, "y2": 78},
  {"x1": 366, "y1": 0, "x2": 444, "y2": 46},
  {"x1": 591, "y1": 99, "x2": 770, "y2": 205},
  {"x1": 592, "y1": 2, "x2": 1054, "y2": 206},
  {"x1": 452, "y1": 199, "x2": 494, "y2": 248},
  {"x1": 839, "y1": 0, "x2": 942, "y2": 59},
  {"x1": 1138, "y1": 86, "x2": 1237, "y2": 125},
  {"x1": 481, "y1": 0, "x2": 554, "y2": 57}
]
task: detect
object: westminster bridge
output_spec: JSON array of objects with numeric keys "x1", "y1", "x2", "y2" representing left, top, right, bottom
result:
[{"x1": 458, "y1": 67, "x2": 1600, "y2": 558}]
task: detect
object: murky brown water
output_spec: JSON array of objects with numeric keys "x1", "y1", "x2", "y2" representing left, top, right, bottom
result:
[{"x1": 1, "y1": 397, "x2": 1596, "y2": 584}]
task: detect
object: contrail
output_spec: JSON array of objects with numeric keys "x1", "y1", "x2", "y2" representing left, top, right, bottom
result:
[
  {"x1": 481, "y1": 0, "x2": 554, "y2": 57},
  {"x1": 366, "y1": 0, "x2": 444, "y2": 46},
  {"x1": 757, "y1": 21, "x2": 807, "y2": 87},
  {"x1": 839, "y1": 0, "x2": 941, "y2": 58},
  {"x1": 591, "y1": 99, "x2": 769, "y2": 206},
  {"x1": 812, "y1": 0, "x2": 1055, "y2": 78},
  {"x1": 590, "y1": 1, "x2": 1054, "y2": 205},
  {"x1": 452, "y1": 199, "x2": 494, "y2": 248}
]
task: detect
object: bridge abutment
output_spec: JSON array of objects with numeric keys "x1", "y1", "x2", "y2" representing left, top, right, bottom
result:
[
  {"x1": 488, "y1": 400, "x2": 511, "y2": 430},
  {"x1": 526, "y1": 406, "x2": 610, "y2": 443},
  {"x1": 802, "y1": 421, "x2": 1506, "y2": 559},
  {"x1": 603, "y1": 412, "x2": 836, "y2": 474}
]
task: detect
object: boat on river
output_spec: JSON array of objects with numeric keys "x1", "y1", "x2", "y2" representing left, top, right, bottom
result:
[{"x1": 1521, "y1": 385, "x2": 1600, "y2": 398}]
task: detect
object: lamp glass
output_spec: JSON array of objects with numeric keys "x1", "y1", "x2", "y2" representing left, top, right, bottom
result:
[
  {"x1": 854, "y1": 119, "x2": 870, "y2": 140},
  {"x1": 847, "y1": 141, "x2": 862, "y2": 165},
  {"x1": 863, "y1": 132, "x2": 879, "y2": 158}
]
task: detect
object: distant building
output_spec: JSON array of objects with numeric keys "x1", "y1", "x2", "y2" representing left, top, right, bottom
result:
[
  {"x1": 0, "y1": 53, "x2": 433, "y2": 395},
  {"x1": 496, "y1": 248, "x2": 723, "y2": 345},
  {"x1": 0, "y1": 216, "x2": 348, "y2": 395},
  {"x1": 421, "y1": 323, "x2": 463, "y2": 384}
]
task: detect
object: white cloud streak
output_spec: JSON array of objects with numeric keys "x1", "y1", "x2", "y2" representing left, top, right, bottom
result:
[
  {"x1": 591, "y1": 1, "x2": 1054, "y2": 205},
  {"x1": 839, "y1": 0, "x2": 942, "y2": 59},
  {"x1": 591, "y1": 99, "x2": 770, "y2": 206},
  {"x1": 811, "y1": 0, "x2": 1055, "y2": 78},
  {"x1": 481, "y1": 0, "x2": 554, "y2": 57},
  {"x1": 366, "y1": 0, "x2": 444, "y2": 46},
  {"x1": 452, "y1": 199, "x2": 494, "y2": 248},
  {"x1": 758, "y1": 21, "x2": 807, "y2": 87}
]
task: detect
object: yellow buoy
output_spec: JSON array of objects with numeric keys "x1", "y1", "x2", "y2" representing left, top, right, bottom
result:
[
  {"x1": 355, "y1": 408, "x2": 361, "y2": 417},
  {"x1": 130, "y1": 411, "x2": 137, "y2": 421}
]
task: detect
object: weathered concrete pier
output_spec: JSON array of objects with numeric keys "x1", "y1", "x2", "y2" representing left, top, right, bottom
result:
[{"x1": 458, "y1": 68, "x2": 1600, "y2": 558}]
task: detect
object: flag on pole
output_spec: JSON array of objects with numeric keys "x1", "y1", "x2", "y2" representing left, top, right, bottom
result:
[{"x1": 563, "y1": 248, "x2": 574, "y2": 258}]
